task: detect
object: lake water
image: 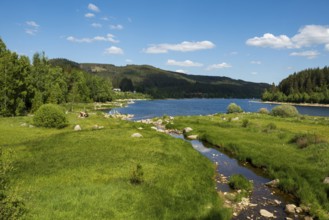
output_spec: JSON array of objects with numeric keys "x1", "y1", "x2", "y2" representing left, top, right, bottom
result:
[{"x1": 113, "y1": 98, "x2": 329, "y2": 119}]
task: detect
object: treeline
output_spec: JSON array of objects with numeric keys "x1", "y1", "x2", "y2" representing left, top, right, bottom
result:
[
  {"x1": 262, "y1": 66, "x2": 329, "y2": 104},
  {"x1": 0, "y1": 38, "x2": 113, "y2": 117}
]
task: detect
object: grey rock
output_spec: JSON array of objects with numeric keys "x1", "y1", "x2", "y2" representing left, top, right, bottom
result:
[
  {"x1": 260, "y1": 209, "x2": 274, "y2": 218},
  {"x1": 183, "y1": 127, "x2": 193, "y2": 133},
  {"x1": 74, "y1": 125, "x2": 82, "y2": 131},
  {"x1": 285, "y1": 204, "x2": 297, "y2": 214},
  {"x1": 131, "y1": 133, "x2": 143, "y2": 138}
]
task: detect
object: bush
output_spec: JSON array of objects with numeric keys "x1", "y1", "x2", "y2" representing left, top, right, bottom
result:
[
  {"x1": 290, "y1": 133, "x2": 326, "y2": 148},
  {"x1": 228, "y1": 174, "x2": 253, "y2": 191},
  {"x1": 33, "y1": 104, "x2": 68, "y2": 128},
  {"x1": 130, "y1": 164, "x2": 144, "y2": 185},
  {"x1": 242, "y1": 119, "x2": 249, "y2": 128},
  {"x1": 258, "y1": 108, "x2": 269, "y2": 114},
  {"x1": 263, "y1": 123, "x2": 277, "y2": 133},
  {"x1": 227, "y1": 103, "x2": 243, "y2": 114},
  {"x1": 271, "y1": 105, "x2": 299, "y2": 117}
]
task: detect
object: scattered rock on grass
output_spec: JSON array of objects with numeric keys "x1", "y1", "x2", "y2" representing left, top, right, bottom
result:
[
  {"x1": 265, "y1": 179, "x2": 280, "y2": 187},
  {"x1": 131, "y1": 133, "x2": 143, "y2": 138},
  {"x1": 285, "y1": 204, "x2": 297, "y2": 214},
  {"x1": 187, "y1": 135, "x2": 198, "y2": 140},
  {"x1": 183, "y1": 127, "x2": 193, "y2": 133},
  {"x1": 323, "y1": 177, "x2": 329, "y2": 184},
  {"x1": 74, "y1": 125, "x2": 81, "y2": 131}
]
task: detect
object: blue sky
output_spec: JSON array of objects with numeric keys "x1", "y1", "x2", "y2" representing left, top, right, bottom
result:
[{"x1": 1, "y1": 0, "x2": 329, "y2": 84}]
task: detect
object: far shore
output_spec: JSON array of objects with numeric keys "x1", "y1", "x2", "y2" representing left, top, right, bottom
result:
[{"x1": 253, "y1": 100, "x2": 329, "y2": 108}]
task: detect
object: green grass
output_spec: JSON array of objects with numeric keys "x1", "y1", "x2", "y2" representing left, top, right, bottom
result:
[
  {"x1": 169, "y1": 113, "x2": 329, "y2": 219},
  {"x1": 0, "y1": 114, "x2": 230, "y2": 220}
]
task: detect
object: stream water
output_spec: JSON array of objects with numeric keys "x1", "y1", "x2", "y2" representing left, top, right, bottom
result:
[{"x1": 171, "y1": 134, "x2": 297, "y2": 219}]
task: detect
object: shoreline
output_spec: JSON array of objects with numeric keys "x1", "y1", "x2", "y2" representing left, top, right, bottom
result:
[{"x1": 252, "y1": 100, "x2": 329, "y2": 108}]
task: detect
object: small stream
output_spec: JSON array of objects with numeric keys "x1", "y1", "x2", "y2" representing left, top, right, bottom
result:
[{"x1": 171, "y1": 134, "x2": 299, "y2": 219}]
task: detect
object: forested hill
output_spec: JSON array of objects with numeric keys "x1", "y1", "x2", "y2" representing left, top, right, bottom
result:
[
  {"x1": 262, "y1": 66, "x2": 329, "y2": 104},
  {"x1": 78, "y1": 63, "x2": 270, "y2": 99}
]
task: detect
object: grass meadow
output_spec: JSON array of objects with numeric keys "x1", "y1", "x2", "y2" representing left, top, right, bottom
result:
[{"x1": 0, "y1": 113, "x2": 230, "y2": 220}]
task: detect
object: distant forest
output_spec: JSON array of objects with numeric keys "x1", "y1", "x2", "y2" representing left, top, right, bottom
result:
[
  {"x1": 0, "y1": 38, "x2": 113, "y2": 116},
  {"x1": 262, "y1": 67, "x2": 329, "y2": 104}
]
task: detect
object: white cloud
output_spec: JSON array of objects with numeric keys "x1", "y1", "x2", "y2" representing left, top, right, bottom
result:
[
  {"x1": 246, "y1": 33, "x2": 293, "y2": 49},
  {"x1": 290, "y1": 50, "x2": 319, "y2": 59},
  {"x1": 246, "y1": 25, "x2": 329, "y2": 51},
  {"x1": 88, "y1": 3, "x2": 100, "y2": 12},
  {"x1": 91, "y1": 23, "x2": 102, "y2": 28},
  {"x1": 144, "y1": 40, "x2": 215, "y2": 54},
  {"x1": 26, "y1": 21, "x2": 39, "y2": 28},
  {"x1": 85, "y1": 13, "x2": 95, "y2": 18},
  {"x1": 67, "y1": 33, "x2": 119, "y2": 43},
  {"x1": 25, "y1": 21, "x2": 39, "y2": 35},
  {"x1": 251, "y1": 72, "x2": 258, "y2": 75},
  {"x1": 292, "y1": 25, "x2": 329, "y2": 48},
  {"x1": 110, "y1": 24, "x2": 124, "y2": 30},
  {"x1": 250, "y1": 60, "x2": 261, "y2": 64},
  {"x1": 104, "y1": 46, "x2": 124, "y2": 55},
  {"x1": 125, "y1": 59, "x2": 133, "y2": 63},
  {"x1": 207, "y1": 62, "x2": 232, "y2": 70},
  {"x1": 101, "y1": 17, "x2": 109, "y2": 21},
  {"x1": 166, "y1": 59, "x2": 203, "y2": 67},
  {"x1": 176, "y1": 70, "x2": 187, "y2": 74}
]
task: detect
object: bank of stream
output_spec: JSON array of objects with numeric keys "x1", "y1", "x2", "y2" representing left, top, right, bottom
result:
[{"x1": 171, "y1": 133, "x2": 303, "y2": 220}]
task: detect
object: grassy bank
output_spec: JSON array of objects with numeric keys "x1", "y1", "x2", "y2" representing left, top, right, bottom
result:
[
  {"x1": 0, "y1": 113, "x2": 230, "y2": 219},
  {"x1": 169, "y1": 113, "x2": 329, "y2": 219}
]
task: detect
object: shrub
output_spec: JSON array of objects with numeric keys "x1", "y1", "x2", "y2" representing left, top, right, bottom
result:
[
  {"x1": 227, "y1": 103, "x2": 243, "y2": 114},
  {"x1": 228, "y1": 174, "x2": 253, "y2": 191},
  {"x1": 271, "y1": 105, "x2": 299, "y2": 117},
  {"x1": 242, "y1": 119, "x2": 249, "y2": 128},
  {"x1": 0, "y1": 147, "x2": 26, "y2": 219},
  {"x1": 33, "y1": 104, "x2": 68, "y2": 128},
  {"x1": 290, "y1": 133, "x2": 326, "y2": 148},
  {"x1": 130, "y1": 164, "x2": 144, "y2": 185},
  {"x1": 258, "y1": 108, "x2": 269, "y2": 114},
  {"x1": 263, "y1": 123, "x2": 277, "y2": 133}
]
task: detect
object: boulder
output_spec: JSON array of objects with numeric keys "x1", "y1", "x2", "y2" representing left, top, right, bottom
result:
[
  {"x1": 323, "y1": 177, "x2": 329, "y2": 184},
  {"x1": 131, "y1": 133, "x2": 143, "y2": 138},
  {"x1": 265, "y1": 179, "x2": 280, "y2": 188},
  {"x1": 74, "y1": 125, "x2": 81, "y2": 131},
  {"x1": 187, "y1": 135, "x2": 198, "y2": 140},
  {"x1": 285, "y1": 204, "x2": 297, "y2": 214},
  {"x1": 183, "y1": 127, "x2": 193, "y2": 133},
  {"x1": 260, "y1": 209, "x2": 274, "y2": 218},
  {"x1": 304, "y1": 216, "x2": 313, "y2": 220}
]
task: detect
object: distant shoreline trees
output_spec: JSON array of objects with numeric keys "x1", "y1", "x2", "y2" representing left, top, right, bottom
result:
[
  {"x1": 262, "y1": 66, "x2": 329, "y2": 104},
  {"x1": 0, "y1": 38, "x2": 113, "y2": 117}
]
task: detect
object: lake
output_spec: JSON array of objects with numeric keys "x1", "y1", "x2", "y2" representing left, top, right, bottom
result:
[{"x1": 112, "y1": 98, "x2": 329, "y2": 119}]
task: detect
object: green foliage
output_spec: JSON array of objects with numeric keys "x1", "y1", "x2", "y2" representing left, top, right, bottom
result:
[
  {"x1": 258, "y1": 107, "x2": 269, "y2": 114},
  {"x1": 0, "y1": 147, "x2": 25, "y2": 219},
  {"x1": 290, "y1": 133, "x2": 326, "y2": 148},
  {"x1": 263, "y1": 122, "x2": 277, "y2": 133},
  {"x1": 262, "y1": 66, "x2": 329, "y2": 104},
  {"x1": 241, "y1": 119, "x2": 249, "y2": 128},
  {"x1": 228, "y1": 174, "x2": 253, "y2": 191},
  {"x1": 33, "y1": 104, "x2": 68, "y2": 128},
  {"x1": 226, "y1": 103, "x2": 243, "y2": 114},
  {"x1": 271, "y1": 105, "x2": 299, "y2": 117},
  {"x1": 0, "y1": 39, "x2": 113, "y2": 117},
  {"x1": 130, "y1": 164, "x2": 144, "y2": 185}
]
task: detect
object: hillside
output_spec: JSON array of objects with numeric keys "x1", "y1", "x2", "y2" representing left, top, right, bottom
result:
[
  {"x1": 262, "y1": 66, "x2": 329, "y2": 103},
  {"x1": 76, "y1": 63, "x2": 269, "y2": 99}
]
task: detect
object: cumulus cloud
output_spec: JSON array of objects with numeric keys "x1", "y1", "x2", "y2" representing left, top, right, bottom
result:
[
  {"x1": 290, "y1": 50, "x2": 319, "y2": 59},
  {"x1": 246, "y1": 25, "x2": 329, "y2": 51},
  {"x1": 207, "y1": 62, "x2": 232, "y2": 70},
  {"x1": 91, "y1": 23, "x2": 102, "y2": 28},
  {"x1": 250, "y1": 60, "x2": 261, "y2": 64},
  {"x1": 88, "y1": 3, "x2": 100, "y2": 12},
  {"x1": 85, "y1": 13, "x2": 95, "y2": 18},
  {"x1": 104, "y1": 46, "x2": 124, "y2": 55},
  {"x1": 144, "y1": 41, "x2": 215, "y2": 54},
  {"x1": 25, "y1": 20, "x2": 39, "y2": 35},
  {"x1": 246, "y1": 33, "x2": 293, "y2": 49},
  {"x1": 166, "y1": 59, "x2": 203, "y2": 67},
  {"x1": 110, "y1": 24, "x2": 124, "y2": 30},
  {"x1": 67, "y1": 33, "x2": 119, "y2": 43}
]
